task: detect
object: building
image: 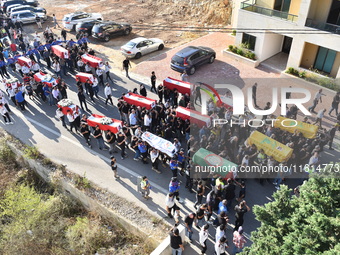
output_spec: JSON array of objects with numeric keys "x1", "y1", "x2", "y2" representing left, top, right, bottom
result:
[{"x1": 232, "y1": 0, "x2": 340, "y2": 83}]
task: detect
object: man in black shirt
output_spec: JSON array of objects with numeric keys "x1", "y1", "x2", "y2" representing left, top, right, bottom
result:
[
  {"x1": 157, "y1": 83, "x2": 163, "y2": 102},
  {"x1": 234, "y1": 200, "x2": 251, "y2": 232},
  {"x1": 150, "y1": 71, "x2": 156, "y2": 92},
  {"x1": 169, "y1": 227, "x2": 184, "y2": 255},
  {"x1": 122, "y1": 57, "x2": 131, "y2": 79},
  {"x1": 117, "y1": 131, "x2": 127, "y2": 159},
  {"x1": 106, "y1": 130, "x2": 118, "y2": 154},
  {"x1": 80, "y1": 123, "x2": 91, "y2": 148},
  {"x1": 184, "y1": 212, "x2": 196, "y2": 242},
  {"x1": 77, "y1": 88, "x2": 89, "y2": 111},
  {"x1": 252, "y1": 83, "x2": 258, "y2": 107}
]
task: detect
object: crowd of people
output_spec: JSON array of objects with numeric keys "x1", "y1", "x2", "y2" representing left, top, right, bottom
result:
[{"x1": 0, "y1": 16, "x2": 339, "y2": 255}]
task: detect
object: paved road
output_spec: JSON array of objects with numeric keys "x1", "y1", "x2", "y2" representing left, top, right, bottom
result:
[{"x1": 2, "y1": 33, "x2": 339, "y2": 255}]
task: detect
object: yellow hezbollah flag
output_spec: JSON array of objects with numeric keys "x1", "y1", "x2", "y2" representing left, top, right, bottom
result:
[
  {"x1": 274, "y1": 116, "x2": 319, "y2": 139},
  {"x1": 246, "y1": 131, "x2": 293, "y2": 162}
]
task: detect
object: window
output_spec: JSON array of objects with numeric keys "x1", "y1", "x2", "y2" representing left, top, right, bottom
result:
[
  {"x1": 314, "y1": 46, "x2": 337, "y2": 74},
  {"x1": 190, "y1": 53, "x2": 200, "y2": 61},
  {"x1": 242, "y1": 33, "x2": 256, "y2": 51}
]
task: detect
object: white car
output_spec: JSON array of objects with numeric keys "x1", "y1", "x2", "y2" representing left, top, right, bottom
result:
[
  {"x1": 10, "y1": 10, "x2": 45, "y2": 24},
  {"x1": 120, "y1": 37, "x2": 164, "y2": 59},
  {"x1": 62, "y1": 11, "x2": 103, "y2": 31}
]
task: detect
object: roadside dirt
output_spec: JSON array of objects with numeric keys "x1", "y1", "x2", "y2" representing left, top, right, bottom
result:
[{"x1": 35, "y1": 0, "x2": 232, "y2": 70}]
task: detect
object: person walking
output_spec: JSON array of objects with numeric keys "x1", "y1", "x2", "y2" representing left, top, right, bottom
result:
[
  {"x1": 328, "y1": 92, "x2": 340, "y2": 116},
  {"x1": 252, "y1": 83, "x2": 258, "y2": 107},
  {"x1": 184, "y1": 212, "x2": 196, "y2": 242},
  {"x1": 35, "y1": 14, "x2": 42, "y2": 29},
  {"x1": 52, "y1": 14, "x2": 61, "y2": 29},
  {"x1": 232, "y1": 226, "x2": 247, "y2": 254},
  {"x1": 15, "y1": 89, "x2": 26, "y2": 111},
  {"x1": 234, "y1": 200, "x2": 251, "y2": 232},
  {"x1": 104, "y1": 61, "x2": 114, "y2": 83},
  {"x1": 92, "y1": 77, "x2": 99, "y2": 99},
  {"x1": 104, "y1": 83, "x2": 113, "y2": 105},
  {"x1": 199, "y1": 224, "x2": 209, "y2": 255},
  {"x1": 313, "y1": 109, "x2": 326, "y2": 128},
  {"x1": 80, "y1": 122, "x2": 91, "y2": 148},
  {"x1": 181, "y1": 70, "x2": 188, "y2": 82},
  {"x1": 150, "y1": 148, "x2": 161, "y2": 173},
  {"x1": 110, "y1": 156, "x2": 119, "y2": 179},
  {"x1": 66, "y1": 110, "x2": 78, "y2": 133},
  {"x1": 215, "y1": 236, "x2": 228, "y2": 255},
  {"x1": 55, "y1": 108, "x2": 67, "y2": 129},
  {"x1": 122, "y1": 57, "x2": 131, "y2": 78},
  {"x1": 52, "y1": 60, "x2": 61, "y2": 77},
  {"x1": 0, "y1": 103, "x2": 13, "y2": 124},
  {"x1": 157, "y1": 83, "x2": 164, "y2": 103},
  {"x1": 165, "y1": 192, "x2": 180, "y2": 219},
  {"x1": 140, "y1": 176, "x2": 151, "y2": 199},
  {"x1": 150, "y1": 71, "x2": 157, "y2": 92},
  {"x1": 194, "y1": 180, "x2": 205, "y2": 209},
  {"x1": 106, "y1": 130, "x2": 118, "y2": 154},
  {"x1": 308, "y1": 89, "x2": 323, "y2": 113},
  {"x1": 77, "y1": 88, "x2": 89, "y2": 111},
  {"x1": 96, "y1": 67, "x2": 105, "y2": 87},
  {"x1": 169, "y1": 227, "x2": 184, "y2": 255},
  {"x1": 195, "y1": 84, "x2": 201, "y2": 105},
  {"x1": 117, "y1": 131, "x2": 127, "y2": 159},
  {"x1": 92, "y1": 125, "x2": 107, "y2": 150},
  {"x1": 61, "y1": 28, "x2": 67, "y2": 41}
]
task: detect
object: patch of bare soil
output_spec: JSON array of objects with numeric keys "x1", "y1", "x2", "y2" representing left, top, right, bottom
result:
[{"x1": 38, "y1": 0, "x2": 231, "y2": 70}]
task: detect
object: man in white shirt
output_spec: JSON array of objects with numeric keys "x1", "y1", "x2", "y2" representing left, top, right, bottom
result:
[
  {"x1": 77, "y1": 59, "x2": 84, "y2": 72},
  {"x1": 105, "y1": 61, "x2": 113, "y2": 83},
  {"x1": 144, "y1": 113, "x2": 152, "y2": 131},
  {"x1": 92, "y1": 77, "x2": 99, "y2": 98},
  {"x1": 215, "y1": 236, "x2": 228, "y2": 255},
  {"x1": 134, "y1": 126, "x2": 143, "y2": 138},
  {"x1": 31, "y1": 61, "x2": 40, "y2": 73},
  {"x1": 308, "y1": 89, "x2": 323, "y2": 113},
  {"x1": 85, "y1": 63, "x2": 92, "y2": 74},
  {"x1": 52, "y1": 86, "x2": 60, "y2": 103},
  {"x1": 129, "y1": 109, "x2": 138, "y2": 126},
  {"x1": 313, "y1": 109, "x2": 326, "y2": 128},
  {"x1": 104, "y1": 83, "x2": 113, "y2": 105},
  {"x1": 21, "y1": 65, "x2": 30, "y2": 75},
  {"x1": 52, "y1": 61, "x2": 61, "y2": 77},
  {"x1": 96, "y1": 67, "x2": 104, "y2": 86}
]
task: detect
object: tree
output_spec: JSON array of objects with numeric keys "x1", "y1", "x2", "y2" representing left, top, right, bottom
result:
[{"x1": 244, "y1": 176, "x2": 340, "y2": 255}]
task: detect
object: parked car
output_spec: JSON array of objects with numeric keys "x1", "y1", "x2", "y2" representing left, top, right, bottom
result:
[
  {"x1": 92, "y1": 21, "x2": 132, "y2": 42},
  {"x1": 170, "y1": 46, "x2": 216, "y2": 75},
  {"x1": 120, "y1": 37, "x2": 164, "y2": 59},
  {"x1": 75, "y1": 19, "x2": 102, "y2": 35},
  {"x1": 2, "y1": 0, "x2": 37, "y2": 12},
  {"x1": 9, "y1": 5, "x2": 46, "y2": 18},
  {"x1": 6, "y1": 3, "x2": 22, "y2": 14},
  {"x1": 10, "y1": 10, "x2": 44, "y2": 24},
  {"x1": 62, "y1": 11, "x2": 102, "y2": 31}
]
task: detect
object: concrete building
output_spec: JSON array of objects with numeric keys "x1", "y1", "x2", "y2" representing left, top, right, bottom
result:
[{"x1": 231, "y1": 0, "x2": 340, "y2": 82}]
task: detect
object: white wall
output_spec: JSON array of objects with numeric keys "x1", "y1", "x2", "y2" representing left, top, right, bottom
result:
[{"x1": 259, "y1": 33, "x2": 284, "y2": 61}]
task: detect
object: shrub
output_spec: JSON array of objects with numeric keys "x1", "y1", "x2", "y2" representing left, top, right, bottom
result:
[
  {"x1": 236, "y1": 49, "x2": 244, "y2": 56},
  {"x1": 286, "y1": 67, "x2": 299, "y2": 76},
  {"x1": 228, "y1": 45, "x2": 233, "y2": 51},
  {"x1": 24, "y1": 146, "x2": 40, "y2": 159},
  {"x1": 0, "y1": 142, "x2": 16, "y2": 166},
  {"x1": 75, "y1": 173, "x2": 91, "y2": 190},
  {"x1": 299, "y1": 71, "x2": 306, "y2": 79},
  {"x1": 231, "y1": 30, "x2": 236, "y2": 36},
  {"x1": 231, "y1": 46, "x2": 238, "y2": 53}
]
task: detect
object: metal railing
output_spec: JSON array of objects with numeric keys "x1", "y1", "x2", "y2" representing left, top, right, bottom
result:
[
  {"x1": 240, "y1": 0, "x2": 298, "y2": 22},
  {"x1": 305, "y1": 18, "x2": 340, "y2": 34}
]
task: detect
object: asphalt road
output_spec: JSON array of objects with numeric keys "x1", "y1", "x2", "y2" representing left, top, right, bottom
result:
[{"x1": 2, "y1": 46, "x2": 339, "y2": 255}]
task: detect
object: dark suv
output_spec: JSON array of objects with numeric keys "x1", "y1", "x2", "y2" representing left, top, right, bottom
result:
[
  {"x1": 170, "y1": 46, "x2": 216, "y2": 75},
  {"x1": 76, "y1": 20, "x2": 102, "y2": 36},
  {"x1": 92, "y1": 21, "x2": 132, "y2": 42}
]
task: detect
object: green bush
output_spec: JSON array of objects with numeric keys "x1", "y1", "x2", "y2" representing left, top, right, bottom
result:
[
  {"x1": 75, "y1": 174, "x2": 91, "y2": 190},
  {"x1": 231, "y1": 30, "x2": 236, "y2": 36},
  {"x1": 236, "y1": 49, "x2": 244, "y2": 56},
  {"x1": 231, "y1": 46, "x2": 238, "y2": 53},
  {"x1": 0, "y1": 142, "x2": 16, "y2": 166},
  {"x1": 299, "y1": 71, "x2": 306, "y2": 79},
  {"x1": 286, "y1": 67, "x2": 299, "y2": 76},
  {"x1": 24, "y1": 146, "x2": 40, "y2": 159},
  {"x1": 228, "y1": 45, "x2": 233, "y2": 51}
]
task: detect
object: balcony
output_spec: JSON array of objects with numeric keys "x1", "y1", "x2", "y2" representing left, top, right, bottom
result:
[
  {"x1": 305, "y1": 18, "x2": 340, "y2": 34},
  {"x1": 240, "y1": 0, "x2": 298, "y2": 22}
]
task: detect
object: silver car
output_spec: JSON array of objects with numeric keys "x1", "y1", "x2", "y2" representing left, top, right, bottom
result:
[
  {"x1": 120, "y1": 37, "x2": 165, "y2": 59},
  {"x1": 10, "y1": 10, "x2": 43, "y2": 24}
]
